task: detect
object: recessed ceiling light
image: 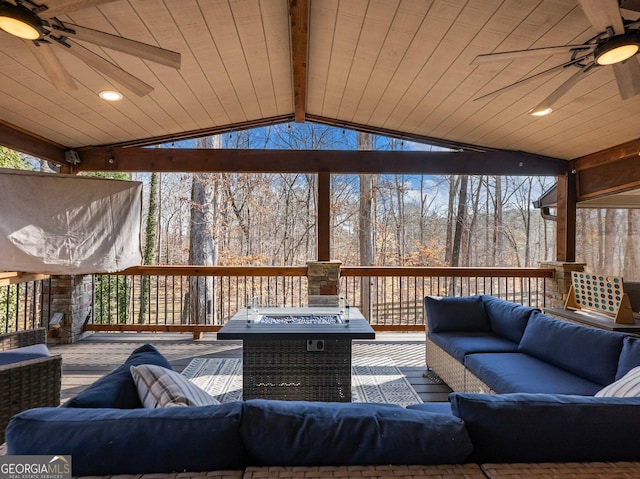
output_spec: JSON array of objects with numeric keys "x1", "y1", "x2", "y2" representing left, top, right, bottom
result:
[{"x1": 99, "y1": 90, "x2": 123, "y2": 101}]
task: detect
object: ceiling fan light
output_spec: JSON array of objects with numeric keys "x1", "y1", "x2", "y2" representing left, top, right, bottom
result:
[
  {"x1": 594, "y1": 32, "x2": 640, "y2": 66},
  {"x1": 529, "y1": 106, "x2": 553, "y2": 117},
  {"x1": 0, "y1": 3, "x2": 43, "y2": 40}
]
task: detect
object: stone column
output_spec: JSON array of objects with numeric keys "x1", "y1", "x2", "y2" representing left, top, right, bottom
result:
[
  {"x1": 43, "y1": 275, "x2": 93, "y2": 344},
  {"x1": 306, "y1": 260, "x2": 342, "y2": 306},
  {"x1": 540, "y1": 261, "x2": 586, "y2": 309}
]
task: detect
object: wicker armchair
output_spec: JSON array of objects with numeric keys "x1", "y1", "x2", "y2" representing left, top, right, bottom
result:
[{"x1": 0, "y1": 328, "x2": 62, "y2": 443}]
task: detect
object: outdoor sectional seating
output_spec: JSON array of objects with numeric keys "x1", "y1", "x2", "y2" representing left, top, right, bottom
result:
[
  {"x1": 424, "y1": 294, "x2": 640, "y2": 395},
  {"x1": 6, "y1": 304, "x2": 640, "y2": 478}
]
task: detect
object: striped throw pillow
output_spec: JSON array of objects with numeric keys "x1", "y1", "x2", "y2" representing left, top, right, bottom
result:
[
  {"x1": 130, "y1": 364, "x2": 220, "y2": 408},
  {"x1": 595, "y1": 366, "x2": 640, "y2": 397}
]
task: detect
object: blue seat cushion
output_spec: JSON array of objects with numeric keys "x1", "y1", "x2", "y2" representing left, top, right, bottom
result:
[
  {"x1": 429, "y1": 331, "x2": 519, "y2": 363},
  {"x1": 518, "y1": 311, "x2": 625, "y2": 385},
  {"x1": 5, "y1": 402, "x2": 246, "y2": 476},
  {"x1": 0, "y1": 343, "x2": 50, "y2": 365},
  {"x1": 240, "y1": 399, "x2": 472, "y2": 466},
  {"x1": 616, "y1": 336, "x2": 640, "y2": 380},
  {"x1": 464, "y1": 352, "x2": 603, "y2": 395},
  {"x1": 450, "y1": 392, "x2": 640, "y2": 463},
  {"x1": 424, "y1": 295, "x2": 490, "y2": 333},
  {"x1": 481, "y1": 295, "x2": 537, "y2": 343},
  {"x1": 406, "y1": 402, "x2": 453, "y2": 415},
  {"x1": 63, "y1": 343, "x2": 172, "y2": 408}
]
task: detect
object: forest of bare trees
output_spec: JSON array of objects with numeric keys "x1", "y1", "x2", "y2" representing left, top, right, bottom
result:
[{"x1": 3, "y1": 124, "x2": 639, "y2": 283}]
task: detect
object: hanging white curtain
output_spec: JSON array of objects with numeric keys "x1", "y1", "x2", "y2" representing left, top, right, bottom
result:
[{"x1": 0, "y1": 168, "x2": 142, "y2": 274}]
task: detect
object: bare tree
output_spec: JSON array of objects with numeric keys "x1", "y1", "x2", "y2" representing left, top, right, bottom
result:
[{"x1": 184, "y1": 136, "x2": 221, "y2": 325}]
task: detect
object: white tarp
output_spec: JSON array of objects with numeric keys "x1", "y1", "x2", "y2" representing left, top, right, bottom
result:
[{"x1": 0, "y1": 168, "x2": 142, "y2": 274}]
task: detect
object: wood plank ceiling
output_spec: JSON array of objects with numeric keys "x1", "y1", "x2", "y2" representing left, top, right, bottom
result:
[{"x1": 1, "y1": 0, "x2": 640, "y2": 162}]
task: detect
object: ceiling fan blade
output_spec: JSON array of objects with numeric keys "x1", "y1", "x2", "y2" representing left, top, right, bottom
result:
[
  {"x1": 579, "y1": 0, "x2": 625, "y2": 35},
  {"x1": 613, "y1": 57, "x2": 640, "y2": 100},
  {"x1": 529, "y1": 64, "x2": 595, "y2": 115},
  {"x1": 471, "y1": 44, "x2": 593, "y2": 65},
  {"x1": 44, "y1": 0, "x2": 118, "y2": 17},
  {"x1": 62, "y1": 23, "x2": 181, "y2": 69},
  {"x1": 27, "y1": 41, "x2": 78, "y2": 91},
  {"x1": 54, "y1": 40, "x2": 154, "y2": 96},
  {"x1": 474, "y1": 55, "x2": 591, "y2": 101}
]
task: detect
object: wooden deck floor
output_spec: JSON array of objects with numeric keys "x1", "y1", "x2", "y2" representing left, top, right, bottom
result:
[{"x1": 49, "y1": 332, "x2": 452, "y2": 404}]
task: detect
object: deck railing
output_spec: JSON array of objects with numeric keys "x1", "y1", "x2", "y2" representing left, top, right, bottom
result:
[
  {"x1": 89, "y1": 266, "x2": 553, "y2": 332},
  {"x1": 0, "y1": 273, "x2": 51, "y2": 334}
]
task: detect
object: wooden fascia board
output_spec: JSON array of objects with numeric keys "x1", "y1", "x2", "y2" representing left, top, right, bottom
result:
[
  {"x1": 306, "y1": 114, "x2": 494, "y2": 153},
  {"x1": 290, "y1": 0, "x2": 309, "y2": 123},
  {"x1": 75, "y1": 147, "x2": 569, "y2": 175},
  {"x1": 573, "y1": 137, "x2": 640, "y2": 200},
  {"x1": 0, "y1": 120, "x2": 66, "y2": 164}
]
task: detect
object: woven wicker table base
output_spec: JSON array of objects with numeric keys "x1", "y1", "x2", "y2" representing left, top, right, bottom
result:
[
  {"x1": 481, "y1": 462, "x2": 640, "y2": 478},
  {"x1": 243, "y1": 464, "x2": 486, "y2": 478}
]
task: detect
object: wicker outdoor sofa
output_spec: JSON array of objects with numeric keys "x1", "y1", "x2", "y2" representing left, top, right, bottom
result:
[{"x1": 0, "y1": 327, "x2": 61, "y2": 443}]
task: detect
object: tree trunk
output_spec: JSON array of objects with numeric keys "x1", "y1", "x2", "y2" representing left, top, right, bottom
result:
[
  {"x1": 451, "y1": 175, "x2": 468, "y2": 267},
  {"x1": 185, "y1": 136, "x2": 220, "y2": 325},
  {"x1": 358, "y1": 132, "x2": 374, "y2": 319},
  {"x1": 139, "y1": 172, "x2": 158, "y2": 324}
]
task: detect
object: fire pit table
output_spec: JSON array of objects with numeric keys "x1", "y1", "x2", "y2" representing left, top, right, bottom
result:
[{"x1": 217, "y1": 307, "x2": 375, "y2": 401}]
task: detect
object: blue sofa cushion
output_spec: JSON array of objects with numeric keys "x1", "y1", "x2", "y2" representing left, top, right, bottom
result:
[
  {"x1": 429, "y1": 331, "x2": 519, "y2": 363},
  {"x1": 424, "y1": 295, "x2": 490, "y2": 333},
  {"x1": 5, "y1": 402, "x2": 246, "y2": 476},
  {"x1": 240, "y1": 399, "x2": 472, "y2": 466},
  {"x1": 450, "y1": 392, "x2": 640, "y2": 463},
  {"x1": 518, "y1": 311, "x2": 625, "y2": 385},
  {"x1": 406, "y1": 402, "x2": 453, "y2": 415},
  {"x1": 464, "y1": 352, "x2": 603, "y2": 395},
  {"x1": 64, "y1": 344, "x2": 172, "y2": 408},
  {"x1": 481, "y1": 295, "x2": 537, "y2": 343},
  {"x1": 616, "y1": 336, "x2": 640, "y2": 380},
  {"x1": 0, "y1": 343, "x2": 50, "y2": 365}
]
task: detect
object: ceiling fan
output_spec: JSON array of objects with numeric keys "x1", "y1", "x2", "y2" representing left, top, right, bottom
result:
[
  {"x1": 0, "y1": 0, "x2": 181, "y2": 96},
  {"x1": 472, "y1": 0, "x2": 640, "y2": 116}
]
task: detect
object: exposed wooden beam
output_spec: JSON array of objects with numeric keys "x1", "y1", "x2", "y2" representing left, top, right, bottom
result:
[
  {"x1": 574, "y1": 137, "x2": 640, "y2": 200},
  {"x1": 76, "y1": 147, "x2": 569, "y2": 175},
  {"x1": 0, "y1": 120, "x2": 66, "y2": 164},
  {"x1": 574, "y1": 137, "x2": 640, "y2": 170},
  {"x1": 556, "y1": 172, "x2": 577, "y2": 262},
  {"x1": 317, "y1": 171, "x2": 330, "y2": 261},
  {"x1": 289, "y1": 0, "x2": 309, "y2": 123}
]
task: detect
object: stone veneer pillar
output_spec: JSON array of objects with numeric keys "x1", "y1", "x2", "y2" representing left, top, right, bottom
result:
[
  {"x1": 43, "y1": 275, "x2": 93, "y2": 344},
  {"x1": 540, "y1": 261, "x2": 586, "y2": 309},
  {"x1": 306, "y1": 260, "x2": 342, "y2": 306}
]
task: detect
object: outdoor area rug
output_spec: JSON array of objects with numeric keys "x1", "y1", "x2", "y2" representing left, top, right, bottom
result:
[{"x1": 181, "y1": 356, "x2": 423, "y2": 406}]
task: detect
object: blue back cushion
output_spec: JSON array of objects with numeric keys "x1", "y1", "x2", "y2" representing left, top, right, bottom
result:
[
  {"x1": 424, "y1": 295, "x2": 490, "y2": 334},
  {"x1": 518, "y1": 311, "x2": 625, "y2": 385},
  {"x1": 6, "y1": 403, "x2": 246, "y2": 476},
  {"x1": 240, "y1": 399, "x2": 472, "y2": 466},
  {"x1": 481, "y1": 295, "x2": 537, "y2": 343},
  {"x1": 64, "y1": 344, "x2": 172, "y2": 408},
  {"x1": 616, "y1": 335, "x2": 640, "y2": 380},
  {"x1": 450, "y1": 392, "x2": 640, "y2": 463}
]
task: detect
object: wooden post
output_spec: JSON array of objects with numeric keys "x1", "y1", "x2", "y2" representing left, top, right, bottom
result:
[
  {"x1": 556, "y1": 171, "x2": 576, "y2": 262},
  {"x1": 318, "y1": 171, "x2": 330, "y2": 261}
]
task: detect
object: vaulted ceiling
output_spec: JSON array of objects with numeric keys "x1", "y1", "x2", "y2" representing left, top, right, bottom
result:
[{"x1": 1, "y1": 0, "x2": 640, "y2": 164}]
